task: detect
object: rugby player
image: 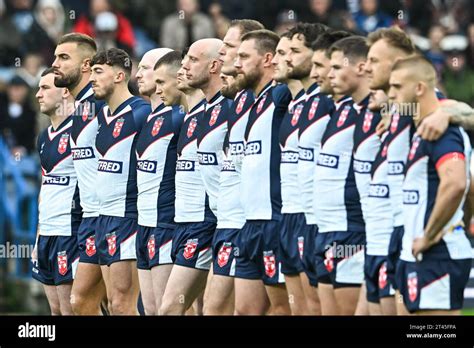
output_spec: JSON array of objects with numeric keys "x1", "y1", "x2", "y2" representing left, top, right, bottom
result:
[
  {"x1": 390, "y1": 56, "x2": 472, "y2": 315},
  {"x1": 233, "y1": 29, "x2": 292, "y2": 315},
  {"x1": 52, "y1": 33, "x2": 107, "y2": 315},
  {"x1": 32, "y1": 67, "x2": 80, "y2": 315},
  {"x1": 90, "y1": 48, "x2": 151, "y2": 315},
  {"x1": 134, "y1": 48, "x2": 183, "y2": 315},
  {"x1": 203, "y1": 19, "x2": 264, "y2": 315}
]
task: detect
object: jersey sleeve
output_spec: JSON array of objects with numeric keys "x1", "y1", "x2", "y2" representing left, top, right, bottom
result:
[
  {"x1": 272, "y1": 84, "x2": 292, "y2": 117},
  {"x1": 171, "y1": 105, "x2": 186, "y2": 135},
  {"x1": 429, "y1": 126, "x2": 466, "y2": 170},
  {"x1": 132, "y1": 100, "x2": 152, "y2": 133}
]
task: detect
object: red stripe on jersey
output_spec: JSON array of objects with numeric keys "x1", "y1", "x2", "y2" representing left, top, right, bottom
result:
[{"x1": 435, "y1": 152, "x2": 465, "y2": 170}]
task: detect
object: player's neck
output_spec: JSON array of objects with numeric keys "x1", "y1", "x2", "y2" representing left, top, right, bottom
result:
[
  {"x1": 351, "y1": 84, "x2": 370, "y2": 104},
  {"x1": 186, "y1": 89, "x2": 205, "y2": 111},
  {"x1": 300, "y1": 75, "x2": 313, "y2": 91},
  {"x1": 416, "y1": 92, "x2": 440, "y2": 126},
  {"x1": 202, "y1": 77, "x2": 223, "y2": 102},
  {"x1": 254, "y1": 73, "x2": 273, "y2": 97},
  {"x1": 287, "y1": 79, "x2": 304, "y2": 98},
  {"x1": 149, "y1": 94, "x2": 163, "y2": 111},
  {"x1": 70, "y1": 73, "x2": 91, "y2": 99},
  {"x1": 107, "y1": 85, "x2": 133, "y2": 114},
  {"x1": 48, "y1": 97, "x2": 74, "y2": 130}
]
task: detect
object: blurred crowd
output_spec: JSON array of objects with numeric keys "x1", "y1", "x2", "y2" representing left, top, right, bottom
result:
[{"x1": 0, "y1": 0, "x2": 473, "y2": 156}]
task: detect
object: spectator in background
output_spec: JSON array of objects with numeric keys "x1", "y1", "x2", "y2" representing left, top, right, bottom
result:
[
  {"x1": 442, "y1": 49, "x2": 474, "y2": 106},
  {"x1": 0, "y1": 0, "x2": 23, "y2": 67},
  {"x1": 274, "y1": 9, "x2": 298, "y2": 36},
  {"x1": 353, "y1": 0, "x2": 393, "y2": 35},
  {"x1": 6, "y1": 0, "x2": 35, "y2": 35},
  {"x1": 466, "y1": 23, "x2": 474, "y2": 68},
  {"x1": 0, "y1": 75, "x2": 37, "y2": 154},
  {"x1": 160, "y1": 0, "x2": 215, "y2": 50},
  {"x1": 426, "y1": 24, "x2": 447, "y2": 78},
  {"x1": 24, "y1": 0, "x2": 65, "y2": 66},
  {"x1": 208, "y1": 2, "x2": 230, "y2": 39},
  {"x1": 73, "y1": 0, "x2": 135, "y2": 55},
  {"x1": 16, "y1": 53, "x2": 44, "y2": 88},
  {"x1": 302, "y1": 0, "x2": 356, "y2": 32}
]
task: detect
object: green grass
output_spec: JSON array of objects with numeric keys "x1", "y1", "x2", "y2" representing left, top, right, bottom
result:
[{"x1": 462, "y1": 308, "x2": 474, "y2": 316}]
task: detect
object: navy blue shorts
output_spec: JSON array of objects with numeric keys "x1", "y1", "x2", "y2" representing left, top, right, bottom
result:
[
  {"x1": 396, "y1": 258, "x2": 471, "y2": 312},
  {"x1": 32, "y1": 234, "x2": 79, "y2": 286},
  {"x1": 279, "y1": 213, "x2": 305, "y2": 275},
  {"x1": 300, "y1": 223, "x2": 318, "y2": 287},
  {"x1": 77, "y1": 216, "x2": 102, "y2": 265},
  {"x1": 96, "y1": 215, "x2": 138, "y2": 266},
  {"x1": 212, "y1": 228, "x2": 240, "y2": 277},
  {"x1": 364, "y1": 254, "x2": 395, "y2": 303},
  {"x1": 235, "y1": 220, "x2": 285, "y2": 286},
  {"x1": 136, "y1": 224, "x2": 175, "y2": 270},
  {"x1": 387, "y1": 225, "x2": 404, "y2": 290},
  {"x1": 315, "y1": 231, "x2": 365, "y2": 288},
  {"x1": 171, "y1": 221, "x2": 216, "y2": 270}
]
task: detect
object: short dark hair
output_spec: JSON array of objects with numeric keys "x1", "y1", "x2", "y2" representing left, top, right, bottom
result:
[
  {"x1": 241, "y1": 29, "x2": 280, "y2": 55},
  {"x1": 329, "y1": 36, "x2": 369, "y2": 62},
  {"x1": 230, "y1": 19, "x2": 265, "y2": 37},
  {"x1": 311, "y1": 31, "x2": 352, "y2": 54},
  {"x1": 57, "y1": 33, "x2": 97, "y2": 55},
  {"x1": 154, "y1": 50, "x2": 182, "y2": 71},
  {"x1": 288, "y1": 22, "x2": 329, "y2": 48},
  {"x1": 41, "y1": 66, "x2": 55, "y2": 77},
  {"x1": 367, "y1": 27, "x2": 416, "y2": 54},
  {"x1": 91, "y1": 48, "x2": 132, "y2": 78}
]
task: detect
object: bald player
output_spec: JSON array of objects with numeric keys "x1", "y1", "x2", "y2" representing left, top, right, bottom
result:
[
  {"x1": 389, "y1": 56, "x2": 472, "y2": 315},
  {"x1": 134, "y1": 48, "x2": 183, "y2": 315}
]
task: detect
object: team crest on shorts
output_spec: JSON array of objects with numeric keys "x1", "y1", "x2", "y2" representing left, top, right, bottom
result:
[
  {"x1": 57, "y1": 251, "x2": 68, "y2": 276},
  {"x1": 409, "y1": 136, "x2": 421, "y2": 161},
  {"x1": 407, "y1": 272, "x2": 418, "y2": 302},
  {"x1": 263, "y1": 251, "x2": 276, "y2": 278},
  {"x1": 378, "y1": 262, "x2": 388, "y2": 289},
  {"x1": 209, "y1": 104, "x2": 221, "y2": 126},
  {"x1": 390, "y1": 113, "x2": 400, "y2": 133},
  {"x1": 113, "y1": 118, "x2": 125, "y2": 138},
  {"x1": 337, "y1": 105, "x2": 351, "y2": 127},
  {"x1": 297, "y1": 236, "x2": 304, "y2": 259},
  {"x1": 183, "y1": 238, "x2": 198, "y2": 260},
  {"x1": 257, "y1": 94, "x2": 267, "y2": 114},
  {"x1": 308, "y1": 98, "x2": 320, "y2": 120},
  {"x1": 106, "y1": 232, "x2": 117, "y2": 256},
  {"x1": 291, "y1": 104, "x2": 304, "y2": 127},
  {"x1": 324, "y1": 247, "x2": 334, "y2": 273},
  {"x1": 147, "y1": 235, "x2": 156, "y2": 260},
  {"x1": 217, "y1": 242, "x2": 232, "y2": 267},
  {"x1": 236, "y1": 92, "x2": 247, "y2": 114},
  {"x1": 363, "y1": 111, "x2": 374, "y2": 133},
  {"x1": 85, "y1": 235, "x2": 96, "y2": 257},
  {"x1": 151, "y1": 117, "x2": 164, "y2": 137},
  {"x1": 187, "y1": 117, "x2": 197, "y2": 138},
  {"x1": 57, "y1": 134, "x2": 69, "y2": 154},
  {"x1": 81, "y1": 102, "x2": 91, "y2": 122}
]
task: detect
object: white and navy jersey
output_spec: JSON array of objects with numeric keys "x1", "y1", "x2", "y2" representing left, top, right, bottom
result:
[
  {"x1": 136, "y1": 104, "x2": 185, "y2": 228},
  {"x1": 37, "y1": 117, "x2": 82, "y2": 236},
  {"x1": 297, "y1": 84, "x2": 333, "y2": 224},
  {"x1": 70, "y1": 83, "x2": 105, "y2": 218},
  {"x1": 95, "y1": 96, "x2": 151, "y2": 218},
  {"x1": 386, "y1": 91, "x2": 446, "y2": 227},
  {"x1": 364, "y1": 133, "x2": 394, "y2": 255},
  {"x1": 400, "y1": 126, "x2": 472, "y2": 262},
  {"x1": 313, "y1": 96, "x2": 365, "y2": 233},
  {"x1": 217, "y1": 89, "x2": 254, "y2": 229},
  {"x1": 279, "y1": 89, "x2": 306, "y2": 214},
  {"x1": 241, "y1": 82, "x2": 292, "y2": 220},
  {"x1": 197, "y1": 92, "x2": 232, "y2": 215},
  {"x1": 175, "y1": 100, "x2": 216, "y2": 223},
  {"x1": 353, "y1": 95, "x2": 382, "y2": 222}
]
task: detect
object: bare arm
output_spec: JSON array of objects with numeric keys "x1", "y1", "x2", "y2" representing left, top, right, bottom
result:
[
  {"x1": 417, "y1": 100, "x2": 474, "y2": 141},
  {"x1": 412, "y1": 156, "x2": 467, "y2": 258}
]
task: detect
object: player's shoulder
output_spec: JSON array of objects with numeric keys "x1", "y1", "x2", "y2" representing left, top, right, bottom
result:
[
  {"x1": 271, "y1": 83, "x2": 292, "y2": 104},
  {"x1": 129, "y1": 96, "x2": 152, "y2": 122}
]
